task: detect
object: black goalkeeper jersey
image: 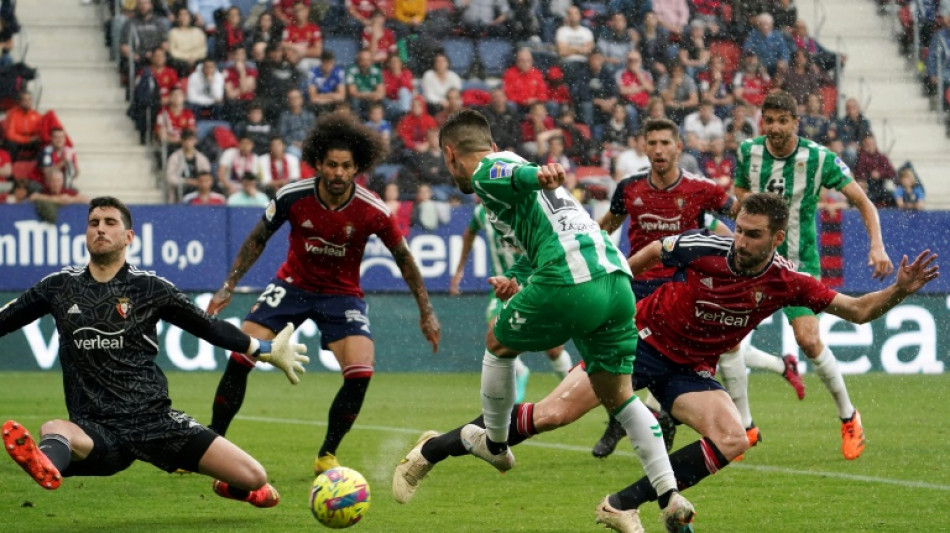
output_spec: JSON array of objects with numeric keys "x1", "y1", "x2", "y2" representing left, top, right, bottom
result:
[{"x1": 0, "y1": 263, "x2": 251, "y2": 420}]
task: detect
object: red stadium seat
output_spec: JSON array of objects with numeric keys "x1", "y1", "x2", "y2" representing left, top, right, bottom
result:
[
  {"x1": 12, "y1": 160, "x2": 38, "y2": 182},
  {"x1": 820, "y1": 85, "x2": 838, "y2": 117},
  {"x1": 710, "y1": 40, "x2": 741, "y2": 79},
  {"x1": 575, "y1": 165, "x2": 609, "y2": 180}
]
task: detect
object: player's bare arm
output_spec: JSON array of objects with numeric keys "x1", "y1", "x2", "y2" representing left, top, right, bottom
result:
[
  {"x1": 840, "y1": 180, "x2": 894, "y2": 281},
  {"x1": 536, "y1": 163, "x2": 566, "y2": 190},
  {"x1": 450, "y1": 227, "x2": 477, "y2": 296},
  {"x1": 598, "y1": 211, "x2": 627, "y2": 234},
  {"x1": 391, "y1": 239, "x2": 441, "y2": 353},
  {"x1": 207, "y1": 220, "x2": 276, "y2": 315},
  {"x1": 627, "y1": 240, "x2": 663, "y2": 276},
  {"x1": 825, "y1": 250, "x2": 938, "y2": 324}
]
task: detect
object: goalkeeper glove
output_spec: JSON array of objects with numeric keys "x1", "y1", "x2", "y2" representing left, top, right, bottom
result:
[{"x1": 253, "y1": 323, "x2": 309, "y2": 384}]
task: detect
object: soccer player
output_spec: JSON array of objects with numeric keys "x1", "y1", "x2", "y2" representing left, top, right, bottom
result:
[
  {"x1": 449, "y1": 200, "x2": 573, "y2": 402},
  {"x1": 731, "y1": 91, "x2": 894, "y2": 460},
  {"x1": 393, "y1": 193, "x2": 939, "y2": 532},
  {"x1": 434, "y1": 109, "x2": 695, "y2": 532},
  {"x1": 0, "y1": 197, "x2": 308, "y2": 507},
  {"x1": 205, "y1": 111, "x2": 441, "y2": 475}
]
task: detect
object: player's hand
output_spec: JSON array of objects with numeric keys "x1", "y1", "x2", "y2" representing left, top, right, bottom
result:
[
  {"x1": 895, "y1": 250, "x2": 939, "y2": 294},
  {"x1": 420, "y1": 312, "x2": 441, "y2": 353},
  {"x1": 489, "y1": 276, "x2": 520, "y2": 301},
  {"x1": 207, "y1": 284, "x2": 233, "y2": 315},
  {"x1": 255, "y1": 323, "x2": 309, "y2": 385},
  {"x1": 868, "y1": 246, "x2": 894, "y2": 281},
  {"x1": 449, "y1": 271, "x2": 463, "y2": 296},
  {"x1": 537, "y1": 163, "x2": 566, "y2": 190}
]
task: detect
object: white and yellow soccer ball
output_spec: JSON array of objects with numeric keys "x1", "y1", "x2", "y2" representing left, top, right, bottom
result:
[{"x1": 310, "y1": 467, "x2": 371, "y2": 528}]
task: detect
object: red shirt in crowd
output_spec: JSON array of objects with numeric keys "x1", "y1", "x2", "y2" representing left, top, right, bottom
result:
[
  {"x1": 383, "y1": 68, "x2": 414, "y2": 100},
  {"x1": 282, "y1": 22, "x2": 322, "y2": 48},
  {"x1": 502, "y1": 66, "x2": 548, "y2": 107},
  {"x1": 396, "y1": 111, "x2": 438, "y2": 151},
  {"x1": 152, "y1": 65, "x2": 180, "y2": 101}
]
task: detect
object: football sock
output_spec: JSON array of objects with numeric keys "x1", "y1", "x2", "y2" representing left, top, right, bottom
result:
[
  {"x1": 226, "y1": 484, "x2": 251, "y2": 501},
  {"x1": 421, "y1": 403, "x2": 534, "y2": 464},
  {"x1": 611, "y1": 437, "x2": 729, "y2": 511},
  {"x1": 513, "y1": 356, "x2": 529, "y2": 377},
  {"x1": 811, "y1": 346, "x2": 855, "y2": 419},
  {"x1": 613, "y1": 396, "x2": 677, "y2": 498},
  {"x1": 209, "y1": 353, "x2": 255, "y2": 436},
  {"x1": 718, "y1": 346, "x2": 753, "y2": 428},
  {"x1": 547, "y1": 348, "x2": 572, "y2": 379},
  {"x1": 38, "y1": 433, "x2": 71, "y2": 472},
  {"x1": 319, "y1": 368, "x2": 372, "y2": 457},
  {"x1": 740, "y1": 338, "x2": 785, "y2": 374},
  {"x1": 480, "y1": 350, "x2": 516, "y2": 448}
]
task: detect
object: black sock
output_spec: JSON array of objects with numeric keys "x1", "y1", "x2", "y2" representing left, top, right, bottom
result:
[
  {"x1": 614, "y1": 438, "x2": 730, "y2": 510},
  {"x1": 421, "y1": 404, "x2": 532, "y2": 463},
  {"x1": 319, "y1": 376, "x2": 370, "y2": 457},
  {"x1": 209, "y1": 355, "x2": 254, "y2": 436},
  {"x1": 38, "y1": 434, "x2": 71, "y2": 472},
  {"x1": 227, "y1": 485, "x2": 251, "y2": 500},
  {"x1": 485, "y1": 437, "x2": 508, "y2": 455}
]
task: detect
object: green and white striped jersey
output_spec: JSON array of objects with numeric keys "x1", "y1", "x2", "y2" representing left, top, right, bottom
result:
[
  {"x1": 734, "y1": 136, "x2": 853, "y2": 276},
  {"x1": 468, "y1": 203, "x2": 522, "y2": 277},
  {"x1": 471, "y1": 151, "x2": 631, "y2": 285}
]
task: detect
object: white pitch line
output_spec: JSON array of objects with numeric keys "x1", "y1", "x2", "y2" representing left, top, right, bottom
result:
[{"x1": 236, "y1": 414, "x2": 950, "y2": 492}]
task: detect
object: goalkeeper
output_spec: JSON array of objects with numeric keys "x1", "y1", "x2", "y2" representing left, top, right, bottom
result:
[{"x1": 0, "y1": 197, "x2": 308, "y2": 509}]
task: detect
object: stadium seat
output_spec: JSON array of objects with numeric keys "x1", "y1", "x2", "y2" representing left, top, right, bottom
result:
[
  {"x1": 374, "y1": 163, "x2": 402, "y2": 184},
  {"x1": 443, "y1": 37, "x2": 475, "y2": 76},
  {"x1": 231, "y1": 0, "x2": 258, "y2": 16},
  {"x1": 196, "y1": 120, "x2": 231, "y2": 141},
  {"x1": 709, "y1": 40, "x2": 741, "y2": 79},
  {"x1": 820, "y1": 85, "x2": 838, "y2": 117},
  {"x1": 477, "y1": 39, "x2": 514, "y2": 78},
  {"x1": 324, "y1": 36, "x2": 360, "y2": 68},
  {"x1": 531, "y1": 49, "x2": 560, "y2": 72}
]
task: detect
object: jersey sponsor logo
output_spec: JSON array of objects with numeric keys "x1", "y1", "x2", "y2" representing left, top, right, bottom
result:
[
  {"x1": 304, "y1": 236, "x2": 348, "y2": 257},
  {"x1": 265, "y1": 200, "x2": 277, "y2": 221},
  {"x1": 694, "y1": 301, "x2": 752, "y2": 327},
  {"x1": 489, "y1": 161, "x2": 514, "y2": 180},
  {"x1": 72, "y1": 327, "x2": 125, "y2": 350},
  {"x1": 662, "y1": 236, "x2": 677, "y2": 252},
  {"x1": 639, "y1": 214, "x2": 682, "y2": 233},
  {"x1": 833, "y1": 156, "x2": 852, "y2": 176},
  {"x1": 67, "y1": 304, "x2": 81, "y2": 314},
  {"x1": 116, "y1": 298, "x2": 132, "y2": 319}
]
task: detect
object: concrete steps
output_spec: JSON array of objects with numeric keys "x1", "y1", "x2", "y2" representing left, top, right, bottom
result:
[{"x1": 15, "y1": 0, "x2": 163, "y2": 204}]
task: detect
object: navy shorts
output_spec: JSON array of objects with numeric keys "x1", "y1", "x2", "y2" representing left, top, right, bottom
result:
[
  {"x1": 631, "y1": 278, "x2": 672, "y2": 301},
  {"x1": 633, "y1": 340, "x2": 725, "y2": 420},
  {"x1": 63, "y1": 410, "x2": 217, "y2": 477},
  {"x1": 244, "y1": 278, "x2": 372, "y2": 349}
]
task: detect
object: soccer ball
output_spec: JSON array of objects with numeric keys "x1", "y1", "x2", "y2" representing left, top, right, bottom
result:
[{"x1": 310, "y1": 467, "x2": 371, "y2": 528}]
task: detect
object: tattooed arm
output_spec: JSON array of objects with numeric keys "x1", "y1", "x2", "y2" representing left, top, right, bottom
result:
[{"x1": 206, "y1": 220, "x2": 276, "y2": 315}]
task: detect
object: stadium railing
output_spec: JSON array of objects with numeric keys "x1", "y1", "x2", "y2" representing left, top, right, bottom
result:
[{"x1": 935, "y1": 37, "x2": 949, "y2": 126}]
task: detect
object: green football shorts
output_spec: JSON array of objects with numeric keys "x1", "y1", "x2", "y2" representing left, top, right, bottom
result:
[{"x1": 493, "y1": 272, "x2": 637, "y2": 375}]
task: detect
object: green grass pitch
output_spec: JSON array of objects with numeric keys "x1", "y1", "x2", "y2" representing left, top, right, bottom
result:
[{"x1": 2, "y1": 370, "x2": 948, "y2": 532}]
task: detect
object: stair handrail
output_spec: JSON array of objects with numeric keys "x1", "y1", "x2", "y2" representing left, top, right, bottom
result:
[
  {"x1": 813, "y1": 0, "x2": 828, "y2": 41},
  {"x1": 935, "y1": 34, "x2": 949, "y2": 124},
  {"x1": 910, "y1": 0, "x2": 924, "y2": 66},
  {"x1": 857, "y1": 75, "x2": 872, "y2": 113},
  {"x1": 880, "y1": 117, "x2": 897, "y2": 157}
]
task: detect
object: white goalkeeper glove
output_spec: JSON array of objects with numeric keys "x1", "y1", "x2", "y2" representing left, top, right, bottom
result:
[{"x1": 253, "y1": 323, "x2": 309, "y2": 384}]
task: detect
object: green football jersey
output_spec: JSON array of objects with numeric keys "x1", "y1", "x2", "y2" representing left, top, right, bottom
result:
[
  {"x1": 468, "y1": 203, "x2": 522, "y2": 277},
  {"x1": 734, "y1": 136, "x2": 853, "y2": 276},
  {"x1": 470, "y1": 151, "x2": 631, "y2": 285}
]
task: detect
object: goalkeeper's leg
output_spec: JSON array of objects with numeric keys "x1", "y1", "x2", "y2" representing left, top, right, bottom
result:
[{"x1": 209, "y1": 352, "x2": 256, "y2": 436}]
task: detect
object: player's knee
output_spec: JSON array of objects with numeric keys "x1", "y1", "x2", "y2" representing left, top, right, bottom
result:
[
  {"x1": 240, "y1": 461, "x2": 268, "y2": 490},
  {"x1": 710, "y1": 426, "x2": 749, "y2": 461},
  {"x1": 796, "y1": 336, "x2": 823, "y2": 359},
  {"x1": 39, "y1": 419, "x2": 71, "y2": 437}
]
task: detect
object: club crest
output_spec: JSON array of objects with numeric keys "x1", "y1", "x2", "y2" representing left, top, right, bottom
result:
[{"x1": 116, "y1": 298, "x2": 132, "y2": 319}]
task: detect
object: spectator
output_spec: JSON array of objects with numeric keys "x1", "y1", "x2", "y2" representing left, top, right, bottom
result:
[
  {"x1": 33, "y1": 168, "x2": 89, "y2": 208},
  {"x1": 644, "y1": 95, "x2": 667, "y2": 121},
  {"x1": 38, "y1": 129, "x2": 80, "y2": 190},
  {"x1": 304, "y1": 49, "x2": 346, "y2": 115},
  {"x1": 502, "y1": 48, "x2": 549, "y2": 111},
  {"x1": 421, "y1": 53, "x2": 463, "y2": 112},
  {"x1": 732, "y1": 51, "x2": 771, "y2": 108},
  {"x1": 149, "y1": 48, "x2": 180, "y2": 107},
  {"x1": 165, "y1": 129, "x2": 211, "y2": 202},
  {"x1": 613, "y1": 132, "x2": 650, "y2": 181},
  {"x1": 234, "y1": 102, "x2": 274, "y2": 155},
  {"x1": 724, "y1": 103, "x2": 757, "y2": 153},
  {"x1": 855, "y1": 135, "x2": 896, "y2": 208},
  {"x1": 555, "y1": 5, "x2": 595, "y2": 82},
  {"x1": 245, "y1": 11, "x2": 284, "y2": 54},
  {"x1": 697, "y1": 54, "x2": 734, "y2": 119},
  {"x1": 778, "y1": 49, "x2": 824, "y2": 106},
  {"x1": 0, "y1": 147, "x2": 10, "y2": 182},
  {"x1": 258, "y1": 136, "x2": 301, "y2": 193},
  {"x1": 217, "y1": 134, "x2": 260, "y2": 195},
  {"x1": 382, "y1": 54, "x2": 414, "y2": 118},
  {"x1": 411, "y1": 183, "x2": 450, "y2": 230},
  {"x1": 652, "y1": 0, "x2": 689, "y2": 38},
  {"x1": 786, "y1": 19, "x2": 845, "y2": 80},
  {"x1": 214, "y1": 6, "x2": 246, "y2": 61},
  {"x1": 187, "y1": 58, "x2": 226, "y2": 119},
  {"x1": 606, "y1": 0, "x2": 652, "y2": 26},
  {"x1": 545, "y1": 67, "x2": 572, "y2": 109},
  {"x1": 223, "y1": 47, "x2": 259, "y2": 122},
  {"x1": 894, "y1": 165, "x2": 925, "y2": 210},
  {"x1": 362, "y1": 10, "x2": 397, "y2": 65},
  {"x1": 571, "y1": 48, "x2": 618, "y2": 138},
  {"x1": 658, "y1": 61, "x2": 699, "y2": 124},
  {"x1": 678, "y1": 19, "x2": 711, "y2": 76},
  {"x1": 272, "y1": 0, "x2": 309, "y2": 27},
  {"x1": 835, "y1": 97, "x2": 873, "y2": 168},
  {"x1": 742, "y1": 12, "x2": 789, "y2": 75},
  {"x1": 1, "y1": 179, "x2": 39, "y2": 205},
  {"x1": 520, "y1": 101, "x2": 560, "y2": 157},
  {"x1": 365, "y1": 102, "x2": 393, "y2": 144},
  {"x1": 187, "y1": 0, "x2": 231, "y2": 33},
  {"x1": 382, "y1": 182, "x2": 412, "y2": 237},
  {"x1": 119, "y1": 0, "x2": 168, "y2": 79},
  {"x1": 698, "y1": 135, "x2": 736, "y2": 190},
  {"x1": 277, "y1": 88, "x2": 315, "y2": 158},
  {"x1": 251, "y1": 44, "x2": 301, "y2": 122},
  {"x1": 156, "y1": 87, "x2": 197, "y2": 154},
  {"x1": 2, "y1": 90, "x2": 42, "y2": 161},
  {"x1": 539, "y1": 134, "x2": 573, "y2": 174},
  {"x1": 798, "y1": 93, "x2": 831, "y2": 144},
  {"x1": 392, "y1": 0, "x2": 427, "y2": 37},
  {"x1": 168, "y1": 7, "x2": 208, "y2": 78},
  {"x1": 396, "y1": 96, "x2": 438, "y2": 155},
  {"x1": 457, "y1": 0, "x2": 510, "y2": 37},
  {"x1": 185, "y1": 170, "x2": 228, "y2": 205},
  {"x1": 926, "y1": 15, "x2": 950, "y2": 96},
  {"x1": 481, "y1": 88, "x2": 521, "y2": 152},
  {"x1": 434, "y1": 88, "x2": 464, "y2": 125},
  {"x1": 615, "y1": 50, "x2": 653, "y2": 127},
  {"x1": 0, "y1": 0, "x2": 20, "y2": 67},
  {"x1": 597, "y1": 12, "x2": 636, "y2": 69},
  {"x1": 228, "y1": 172, "x2": 270, "y2": 206},
  {"x1": 690, "y1": 0, "x2": 726, "y2": 36},
  {"x1": 281, "y1": 0, "x2": 323, "y2": 73},
  {"x1": 683, "y1": 101, "x2": 724, "y2": 154},
  {"x1": 770, "y1": 0, "x2": 797, "y2": 30},
  {"x1": 346, "y1": 49, "x2": 385, "y2": 120},
  {"x1": 401, "y1": 127, "x2": 455, "y2": 199},
  {"x1": 346, "y1": 0, "x2": 386, "y2": 29},
  {"x1": 600, "y1": 103, "x2": 633, "y2": 162},
  {"x1": 636, "y1": 11, "x2": 670, "y2": 76},
  {"x1": 818, "y1": 186, "x2": 850, "y2": 217},
  {"x1": 508, "y1": 0, "x2": 540, "y2": 42}
]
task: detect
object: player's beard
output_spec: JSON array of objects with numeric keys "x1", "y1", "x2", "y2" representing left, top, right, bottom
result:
[
  {"x1": 734, "y1": 248, "x2": 770, "y2": 273},
  {"x1": 88, "y1": 241, "x2": 125, "y2": 268}
]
